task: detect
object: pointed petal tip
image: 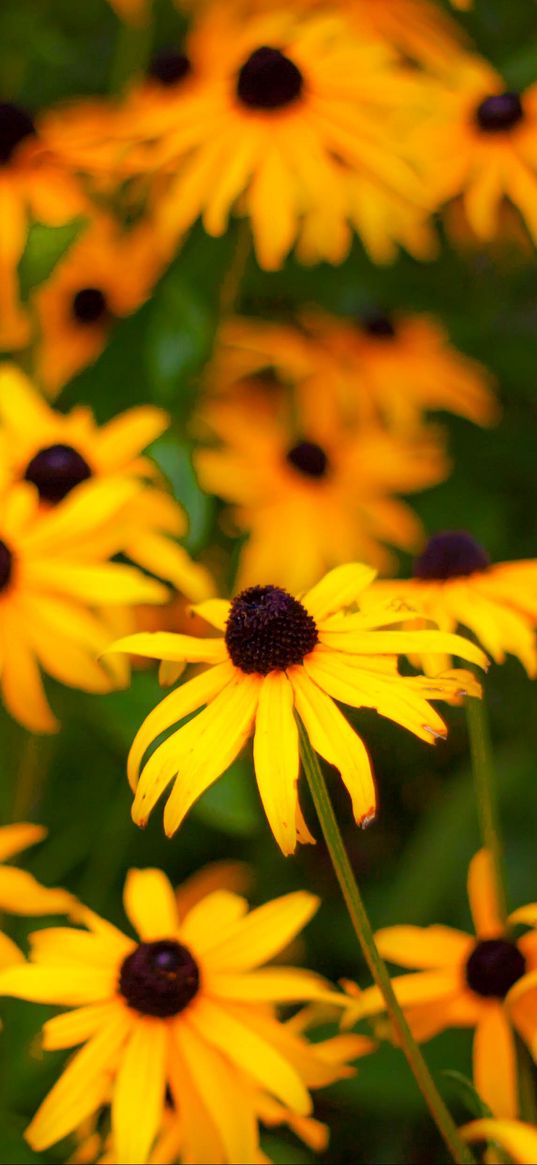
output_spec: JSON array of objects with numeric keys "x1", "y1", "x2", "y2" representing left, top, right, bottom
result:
[{"x1": 358, "y1": 808, "x2": 376, "y2": 829}]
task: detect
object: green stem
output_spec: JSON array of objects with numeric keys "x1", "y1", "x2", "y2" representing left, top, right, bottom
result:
[
  {"x1": 297, "y1": 720, "x2": 475, "y2": 1165},
  {"x1": 465, "y1": 694, "x2": 508, "y2": 929}
]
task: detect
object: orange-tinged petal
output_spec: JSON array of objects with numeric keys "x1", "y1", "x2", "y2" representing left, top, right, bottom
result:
[
  {"x1": 468, "y1": 849, "x2": 503, "y2": 939},
  {"x1": 352, "y1": 970, "x2": 461, "y2": 1021},
  {"x1": 123, "y1": 868, "x2": 178, "y2": 941},
  {"x1": 375, "y1": 925, "x2": 473, "y2": 970},
  {"x1": 0, "y1": 822, "x2": 46, "y2": 862},
  {"x1": 473, "y1": 1006, "x2": 518, "y2": 1118},
  {"x1": 253, "y1": 672, "x2": 299, "y2": 855},
  {"x1": 112, "y1": 1018, "x2": 168, "y2": 1165},
  {"x1": 462, "y1": 1118, "x2": 537, "y2": 1164},
  {"x1": 0, "y1": 932, "x2": 23, "y2": 967},
  {"x1": 510, "y1": 904, "x2": 537, "y2": 929}
]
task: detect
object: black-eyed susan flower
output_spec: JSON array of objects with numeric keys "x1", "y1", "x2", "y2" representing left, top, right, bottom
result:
[
  {"x1": 462, "y1": 1118, "x2": 537, "y2": 1164},
  {"x1": 415, "y1": 57, "x2": 537, "y2": 245},
  {"x1": 0, "y1": 823, "x2": 74, "y2": 967},
  {"x1": 31, "y1": 214, "x2": 168, "y2": 396},
  {"x1": 0, "y1": 474, "x2": 167, "y2": 732},
  {"x1": 108, "y1": 563, "x2": 485, "y2": 853},
  {"x1": 193, "y1": 388, "x2": 448, "y2": 589},
  {"x1": 330, "y1": 0, "x2": 470, "y2": 71},
  {"x1": 135, "y1": 8, "x2": 426, "y2": 270},
  {"x1": 369, "y1": 531, "x2": 537, "y2": 676},
  {"x1": 345, "y1": 849, "x2": 537, "y2": 1118},
  {"x1": 0, "y1": 366, "x2": 213, "y2": 602},
  {"x1": 0, "y1": 866, "x2": 365, "y2": 1164}
]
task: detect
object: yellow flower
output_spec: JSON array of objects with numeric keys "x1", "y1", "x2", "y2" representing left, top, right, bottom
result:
[
  {"x1": 132, "y1": 8, "x2": 425, "y2": 269},
  {"x1": 0, "y1": 867, "x2": 364, "y2": 1164},
  {"x1": 332, "y1": 0, "x2": 470, "y2": 71},
  {"x1": 368, "y1": 531, "x2": 537, "y2": 676},
  {"x1": 415, "y1": 56, "x2": 537, "y2": 245},
  {"x1": 31, "y1": 214, "x2": 168, "y2": 396},
  {"x1": 0, "y1": 366, "x2": 213, "y2": 602},
  {"x1": 108, "y1": 563, "x2": 485, "y2": 853},
  {"x1": 345, "y1": 849, "x2": 537, "y2": 1119},
  {"x1": 194, "y1": 387, "x2": 448, "y2": 589},
  {"x1": 0, "y1": 822, "x2": 74, "y2": 968},
  {"x1": 462, "y1": 1119, "x2": 537, "y2": 1164},
  {"x1": 0, "y1": 473, "x2": 167, "y2": 732}
]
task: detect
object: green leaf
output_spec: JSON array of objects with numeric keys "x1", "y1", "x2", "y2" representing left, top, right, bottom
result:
[
  {"x1": 18, "y1": 217, "x2": 86, "y2": 300},
  {"x1": 442, "y1": 1070, "x2": 494, "y2": 1120},
  {"x1": 145, "y1": 270, "x2": 216, "y2": 407},
  {"x1": 192, "y1": 757, "x2": 262, "y2": 837}
]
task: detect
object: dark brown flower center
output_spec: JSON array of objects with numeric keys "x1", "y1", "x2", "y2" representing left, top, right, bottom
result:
[
  {"x1": 236, "y1": 46, "x2": 304, "y2": 111},
  {"x1": 71, "y1": 287, "x2": 109, "y2": 325},
  {"x1": 286, "y1": 441, "x2": 329, "y2": 479},
  {"x1": 465, "y1": 938, "x2": 526, "y2": 998},
  {"x1": 148, "y1": 49, "x2": 192, "y2": 87},
  {"x1": 24, "y1": 444, "x2": 92, "y2": 503},
  {"x1": 476, "y1": 92, "x2": 524, "y2": 133},
  {"x1": 0, "y1": 102, "x2": 35, "y2": 165},
  {"x1": 119, "y1": 940, "x2": 200, "y2": 1017},
  {"x1": 225, "y1": 585, "x2": 318, "y2": 674},
  {"x1": 413, "y1": 531, "x2": 490, "y2": 581},
  {"x1": 362, "y1": 312, "x2": 396, "y2": 339},
  {"x1": 0, "y1": 540, "x2": 13, "y2": 592}
]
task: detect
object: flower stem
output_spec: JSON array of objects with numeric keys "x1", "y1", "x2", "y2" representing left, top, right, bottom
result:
[
  {"x1": 297, "y1": 719, "x2": 475, "y2": 1165},
  {"x1": 465, "y1": 693, "x2": 508, "y2": 929}
]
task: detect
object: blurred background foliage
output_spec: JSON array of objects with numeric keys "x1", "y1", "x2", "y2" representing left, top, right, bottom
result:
[{"x1": 1, "y1": 1, "x2": 537, "y2": 1162}]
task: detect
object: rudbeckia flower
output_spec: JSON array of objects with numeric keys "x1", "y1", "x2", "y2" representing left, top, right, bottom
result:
[
  {"x1": 137, "y1": 8, "x2": 426, "y2": 269},
  {"x1": 0, "y1": 475, "x2": 167, "y2": 732},
  {"x1": 0, "y1": 366, "x2": 213, "y2": 602},
  {"x1": 462, "y1": 1118, "x2": 537, "y2": 1164},
  {"x1": 0, "y1": 867, "x2": 365, "y2": 1164},
  {"x1": 345, "y1": 849, "x2": 537, "y2": 1118},
  {"x1": 369, "y1": 531, "x2": 537, "y2": 676},
  {"x1": 415, "y1": 57, "x2": 537, "y2": 245},
  {"x1": 330, "y1": 0, "x2": 470, "y2": 71},
  {"x1": 108, "y1": 563, "x2": 485, "y2": 853},
  {"x1": 193, "y1": 388, "x2": 449, "y2": 589},
  {"x1": 31, "y1": 214, "x2": 169, "y2": 396},
  {"x1": 0, "y1": 822, "x2": 74, "y2": 968}
]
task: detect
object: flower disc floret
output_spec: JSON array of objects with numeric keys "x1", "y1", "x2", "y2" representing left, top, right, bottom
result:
[
  {"x1": 24, "y1": 444, "x2": 93, "y2": 503},
  {"x1": 476, "y1": 92, "x2": 524, "y2": 133},
  {"x1": 148, "y1": 49, "x2": 192, "y2": 87},
  {"x1": 225, "y1": 585, "x2": 319, "y2": 674},
  {"x1": 71, "y1": 286, "x2": 109, "y2": 325},
  {"x1": 0, "y1": 102, "x2": 35, "y2": 164},
  {"x1": 236, "y1": 46, "x2": 304, "y2": 111},
  {"x1": 0, "y1": 540, "x2": 13, "y2": 592},
  {"x1": 286, "y1": 441, "x2": 329, "y2": 479},
  {"x1": 414, "y1": 531, "x2": 490, "y2": 580},
  {"x1": 119, "y1": 939, "x2": 200, "y2": 1017},
  {"x1": 465, "y1": 939, "x2": 526, "y2": 999}
]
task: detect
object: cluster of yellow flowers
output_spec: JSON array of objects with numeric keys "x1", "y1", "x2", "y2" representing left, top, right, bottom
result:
[{"x1": 1, "y1": 0, "x2": 537, "y2": 1163}]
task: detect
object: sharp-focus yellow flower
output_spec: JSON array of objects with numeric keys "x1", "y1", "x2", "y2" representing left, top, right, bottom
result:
[
  {"x1": 0, "y1": 367, "x2": 213, "y2": 602},
  {"x1": 368, "y1": 531, "x2": 537, "y2": 676},
  {"x1": 108, "y1": 563, "x2": 485, "y2": 853},
  {"x1": 416, "y1": 57, "x2": 537, "y2": 245},
  {"x1": 346, "y1": 850, "x2": 537, "y2": 1118},
  {"x1": 194, "y1": 388, "x2": 448, "y2": 589},
  {"x1": 0, "y1": 867, "x2": 365, "y2": 1164},
  {"x1": 0, "y1": 474, "x2": 167, "y2": 732},
  {"x1": 31, "y1": 214, "x2": 168, "y2": 396},
  {"x1": 0, "y1": 823, "x2": 74, "y2": 968},
  {"x1": 462, "y1": 1119, "x2": 537, "y2": 1164},
  {"x1": 132, "y1": 8, "x2": 426, "y2": 269}
]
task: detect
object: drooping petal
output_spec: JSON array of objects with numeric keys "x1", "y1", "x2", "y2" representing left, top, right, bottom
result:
[
  {"x1": 468, "y1": 849, "x2": 503, "y2": 938},
  {"x1": 253, "y1": 672, "x2": 299, "y2": 855}
]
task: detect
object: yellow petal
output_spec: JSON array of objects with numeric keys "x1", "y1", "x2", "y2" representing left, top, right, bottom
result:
[
  {"x1": 0, "y1": 867, "x2": 75, "y2": 916},
  {"x1": 509, "y1": 904, "x2": 537, "y2": 929},
  {"x1": 253, "y1": 672, "x2": 299, "y2": 855},
  {"x1": 327, "y1": 627, "x2": 488, "y2": 670},
  {"x1": 0, "y1": 932, "x2": 23, "y2": 967},
  {"x1": 112, "y1": 1018, "x2": 168, "y2": 1165},
  {"x1": 303, "y1": 564, "x2": 377, "y2": 621},
  {"x1": 191, "y1": 599, "x2": 231, "y2": 631},
  {"x1": 206, "y1": 967, "x2": 342, "y2": 1005},
  {"x1": 375, "y1": 925, "x2": 473, "y2": 969},
  {"x1": 123, "y1": 869, "x2": 178, "y2": 941},
  {"x1": 0, "y1": 822, "x2": 46, "y2": 862},
  {"x1": 180, "y1": 890, "x2": 249, "y2": 956},
  {"x1": 0, "y1": 963, "x2": 116, "y2": 1005},
  {"x1": 204, "y1": 890, "x2": 318, "y2": 972},
  {"x1": 462, "y1": 1119, "x2": 537, "y2": 1165},
  {"x1": 467, "y1": 849, "x2": 503, "y2": 938},
  {"x1": 473, "y1": 1007, "x2": 517, "y2": 1118},
  {"x1": 43, "y1": 1002, "x2": 121, "y2": 1050},
  {"x1": 107, "y1": 631, "x2": 227, "y2": 663}
]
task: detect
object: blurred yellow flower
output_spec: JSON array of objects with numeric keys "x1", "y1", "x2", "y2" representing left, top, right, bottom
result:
[
  {"x1": 0, "y1": 367, "x2": 213, "y2": 602},
  {"x1": 194, "y1": 387, "x2": 448, "y2": 589},
  {"x1": 31, "y1": 215, "x2": 168, "y2": 396},
  {"x1": 415, "y1": 57, "x2": 537, "y2": 245},
  {"x1": 462, "y1": 1118, "x2": 537, "y2": 1164},
  {"x1": 0, "y1": 474, "x2": 167, "y2": 732},
  {"x1": 345, "y1": 850, "x2": 537, "y2": 1118},
  {"x1": 0, "y1": 823, "x2": 74, "y2": 968},
  {"x1": 0, "y1": 867, "x2": 362, "y2": 1164},
  {"x1": 109, "y1": 563, "x2": 485, "y2": 853},
  {"x1": 369, "y1": 531, "x2": 537, "y2": 676}
]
